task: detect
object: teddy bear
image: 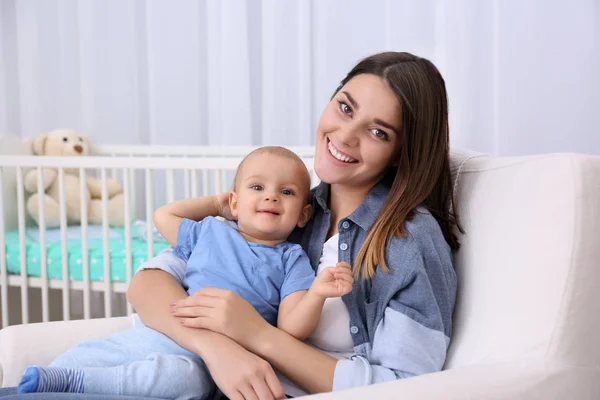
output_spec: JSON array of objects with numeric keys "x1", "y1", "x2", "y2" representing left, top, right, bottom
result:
[{"x1": 23, "y1": 129, "x2": 126, "y2": 228}]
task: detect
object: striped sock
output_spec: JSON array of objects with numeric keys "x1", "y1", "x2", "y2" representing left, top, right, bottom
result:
[{"x1": 17, "y1": 366, "x2": 85, "y2": 393}]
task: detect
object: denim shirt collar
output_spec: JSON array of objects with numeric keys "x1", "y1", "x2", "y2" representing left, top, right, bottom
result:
[{"x1": 312, "y1": 180, "x2": 390, "y2": 231}]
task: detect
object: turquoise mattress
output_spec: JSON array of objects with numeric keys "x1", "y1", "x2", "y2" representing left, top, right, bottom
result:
[{"x1": 3, "y1": 223, "x2": 170, "y2": 282}]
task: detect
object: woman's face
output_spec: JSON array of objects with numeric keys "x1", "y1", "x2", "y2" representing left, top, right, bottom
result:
[{"x1": 314, "y1": 74, "x2": 402, "y2": 190}]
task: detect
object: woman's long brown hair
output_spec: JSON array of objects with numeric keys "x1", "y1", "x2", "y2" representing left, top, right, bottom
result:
[{"x1": 334, "y1": 52, "x2": 463, "y2": 280}]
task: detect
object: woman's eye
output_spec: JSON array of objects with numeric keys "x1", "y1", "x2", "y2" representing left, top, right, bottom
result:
[
  {"x1": 251, "y1": 185, "x2": 263, "y2": 191},
  {"x1": 62, "y1": 137, "x2": 68, "y2": 142},
  {"x1": 281, "y1": 189, "x2": 293, "y2": 196},
  {"x1": 370, "y1": 128, "x2": 389, "y2": 141},
  {"x1": 338, "y1": 101, "x2": 352, "y2": 116}
]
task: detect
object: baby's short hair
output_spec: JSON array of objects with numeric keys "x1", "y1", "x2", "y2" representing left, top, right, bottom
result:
[{"x1": 233, "y1": 146, "x2": 311, "y2": 196}]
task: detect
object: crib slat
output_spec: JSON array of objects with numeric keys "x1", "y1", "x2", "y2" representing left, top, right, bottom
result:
[
  {"x1": 145, "y1": 169, "x2": 154, "y2": 262},
  {"x1": 79, "y1": 168, "x2": 91, "y2": 320},
  {"x1": 166, "y1": 169, "x2": 175, "y2": 203},
  {"x1": 101, "y1": 169, "x2": 112, "y2": 318},
  {"x1": 111, "y1": 154, "x2": 117, "y2": 181},
  {"x1": 220, "y1": 170, "x2": 227, "y2": 193},
  {"x1": 191, "y1": 169, "x2": 198, "y2": 198},
  {"x1": 58, "y1": 168, "x2": 70, "y2": 320},
  {"x1": 129, "y1": 165, "x2": 136, "y2": 221},
  {"x1": 0, "y1": 168, "x2": 9, "y2": 327},
  {"x1": 16, "y1": 167, "x2": 28, "y2": 324},
  {"x1": 184, "y1": 169, "x2": 190, "y2": 199},
  {"x1": 36, "y1": 167, "x2": 49, "y2": 322},
  {"x1": 123, "y1": 168, "x2": 133, "y2": 316},
  {"x1": 202, "y1": 170, "x2": 208, "y2": 196},
  {"x1": 214, "y1": 169, "x2": 222, "y2": 194}
]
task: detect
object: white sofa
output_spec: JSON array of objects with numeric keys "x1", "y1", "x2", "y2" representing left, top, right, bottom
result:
[{"x1": 1, "y1": 151, "x2": 600, "y2": 399}]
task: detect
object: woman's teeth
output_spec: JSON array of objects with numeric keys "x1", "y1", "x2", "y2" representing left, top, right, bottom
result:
[{"x1": 328, "y1": 142, "x2": 357, "y2": 163}]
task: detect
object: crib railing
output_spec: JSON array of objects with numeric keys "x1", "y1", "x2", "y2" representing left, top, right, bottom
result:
[
  {"x1": 94, "y1": 144, "x2": 316, "y2": 157},
  {"x1": 0, "y1": 148, "x2": 316, "y2": 327}
]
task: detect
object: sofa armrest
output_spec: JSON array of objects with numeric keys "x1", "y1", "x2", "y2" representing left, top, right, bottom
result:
[
  {"x1": 0, "y1": 316, "x2": 135, "y2": 387},
  {"x1": 302, "y1": 360, "x2": 599, "y2": 400}
]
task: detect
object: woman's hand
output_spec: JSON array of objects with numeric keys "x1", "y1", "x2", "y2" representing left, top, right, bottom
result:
[
  {"x1": 173, "y1": 287, "x2": 340, "y2": 395},
  {"x1": 202, "y1": 334, "x2": 285, "y2": 400},
  {"x1": 214, "y1": 192, "x2": 235, "y2": 220},
  {"x1": 171, "y1": 288, "x2": 270, "y2": 350}
]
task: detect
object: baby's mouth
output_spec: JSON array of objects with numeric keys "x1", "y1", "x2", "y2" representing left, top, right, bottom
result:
[{"x1": 259, "y1": 210, "x2": 280, "y2": 216}]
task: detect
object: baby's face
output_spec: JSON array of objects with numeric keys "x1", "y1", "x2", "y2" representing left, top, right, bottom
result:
[{"x1": 231, "y1": 153, "x2": 311, "y2": 242}]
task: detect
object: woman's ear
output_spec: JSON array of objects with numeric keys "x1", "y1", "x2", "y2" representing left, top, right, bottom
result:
[
  {"x1": 297, "y1": 204, "x2": 312, "y2": 228},
  {"x1": 229, "y1": 191, "x2": 239, "y2": 219},
  {"x1": 32, "y1": 134, "x2": 48, "y2": 155}
]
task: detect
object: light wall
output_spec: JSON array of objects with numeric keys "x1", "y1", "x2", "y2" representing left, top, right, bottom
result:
[{"x1": 0, "y1": 0, "x2": 598, "y2": 155}]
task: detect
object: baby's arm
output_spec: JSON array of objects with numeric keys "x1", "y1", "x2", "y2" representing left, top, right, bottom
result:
[
  {"x1": 154, "y1": 194, "x2": 227, "y2": 247},
  {"x1": 278, "y1": 262, "x2": 353, "y2": 340}
]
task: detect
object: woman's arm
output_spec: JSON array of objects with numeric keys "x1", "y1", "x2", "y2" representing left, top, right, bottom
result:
[
  {"x1": 127, "y1": 269, "x2": 205, "y2": 354},
  {"x1": 173, "y1": 288, "x2": 339, "y2": 394},
  {"x1": 254, "y1": 322, "x2": 338, "y2": 393},
  {"x1": 128, "y1": 269, "x2": 285, "y2": 399}
]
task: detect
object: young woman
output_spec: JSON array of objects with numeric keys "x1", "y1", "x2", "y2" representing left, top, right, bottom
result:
[{"x1": 127, "y1": 51, "x2": 462, "y2": 400}]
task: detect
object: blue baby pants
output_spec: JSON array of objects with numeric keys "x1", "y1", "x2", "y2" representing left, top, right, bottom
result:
[{"x1": 49, "y1": 324, "x2": 214, "y2": 400}]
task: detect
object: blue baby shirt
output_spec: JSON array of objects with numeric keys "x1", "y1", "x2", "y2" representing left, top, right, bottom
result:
[{"x1": 173, "y1": 217, "x2": 316, "y2": 325}]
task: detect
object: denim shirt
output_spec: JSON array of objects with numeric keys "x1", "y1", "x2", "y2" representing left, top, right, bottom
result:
[
  {"x1": 138, "y1": 180, "x2": 457, "y2": 391},
  {"x1": 289, "y1": 180, "x2": 457, "y2": 390}
]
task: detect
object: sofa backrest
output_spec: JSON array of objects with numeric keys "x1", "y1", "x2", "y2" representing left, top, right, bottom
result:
[{"x1": 446, "y1": 152, "x2": 600, "y2": 370}]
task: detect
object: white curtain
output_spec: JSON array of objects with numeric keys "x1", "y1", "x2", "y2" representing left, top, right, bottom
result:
[{"x1": 0, "y1": 0, "x2": 598, "y2": 155}]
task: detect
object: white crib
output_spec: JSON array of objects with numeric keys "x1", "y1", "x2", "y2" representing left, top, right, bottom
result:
[{"x1": 0, "y1": 134, "x2": 316, "y2": 327}]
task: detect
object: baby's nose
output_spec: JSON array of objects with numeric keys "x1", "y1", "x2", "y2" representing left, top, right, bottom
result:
[
  {"x1": 265, "y1": 193, "x2": 279, "y2": 202},
  {"x1": 74, "y1": 145, "x2": 83, "y2": 153}
]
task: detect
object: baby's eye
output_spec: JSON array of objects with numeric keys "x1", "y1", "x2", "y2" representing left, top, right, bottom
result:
[
  {"x1": 251, "y1": 185, "x2": 263, "y2": 191},
  {"x1": 62, "y1": 137, "x2": 68, "y2": 142},
  {"x1": 281, "y1": 189, "x2": 293, "y2": 196}
]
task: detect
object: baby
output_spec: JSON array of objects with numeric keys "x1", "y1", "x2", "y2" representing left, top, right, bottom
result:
[{"x1": 18, "y1": 146, "x2": 353, "y2": 400}]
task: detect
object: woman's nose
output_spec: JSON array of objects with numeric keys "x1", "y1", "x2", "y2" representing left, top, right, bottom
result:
[{"x1": 336, "y1": 124, "x2": 360, "y2": 147}]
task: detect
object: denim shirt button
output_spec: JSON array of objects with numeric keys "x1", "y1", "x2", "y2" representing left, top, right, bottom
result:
[
  {"x1": 340, "y1": 243, "x2": 348, "y2": 251},
  {"x1": 342, "y1": 221, "x2": 350, "y2": 229},
  {"x1": 350, "y1": 326, "x2": 359, "y2": 334}
]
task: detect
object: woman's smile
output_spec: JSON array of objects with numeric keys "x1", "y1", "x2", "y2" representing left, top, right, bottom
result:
[{"x1": 327, "y1": 139, "x2": 358, "y2": 164}]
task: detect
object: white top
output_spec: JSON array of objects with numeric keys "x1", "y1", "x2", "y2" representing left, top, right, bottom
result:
[
  {"x1": 305, "y1": 234, "x2": 355, "y2": 354},
  {"x1": 278, "y1": 234, "x2": 355, "y2": 397}
]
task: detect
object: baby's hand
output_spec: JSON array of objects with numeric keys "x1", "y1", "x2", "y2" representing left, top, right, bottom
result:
[
  {"x1": 309, "y1": 262, "x2": 354, "y2": 298},
  {"x1": 214, "y1": 192, "x2": 235, "y2": 220}
]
